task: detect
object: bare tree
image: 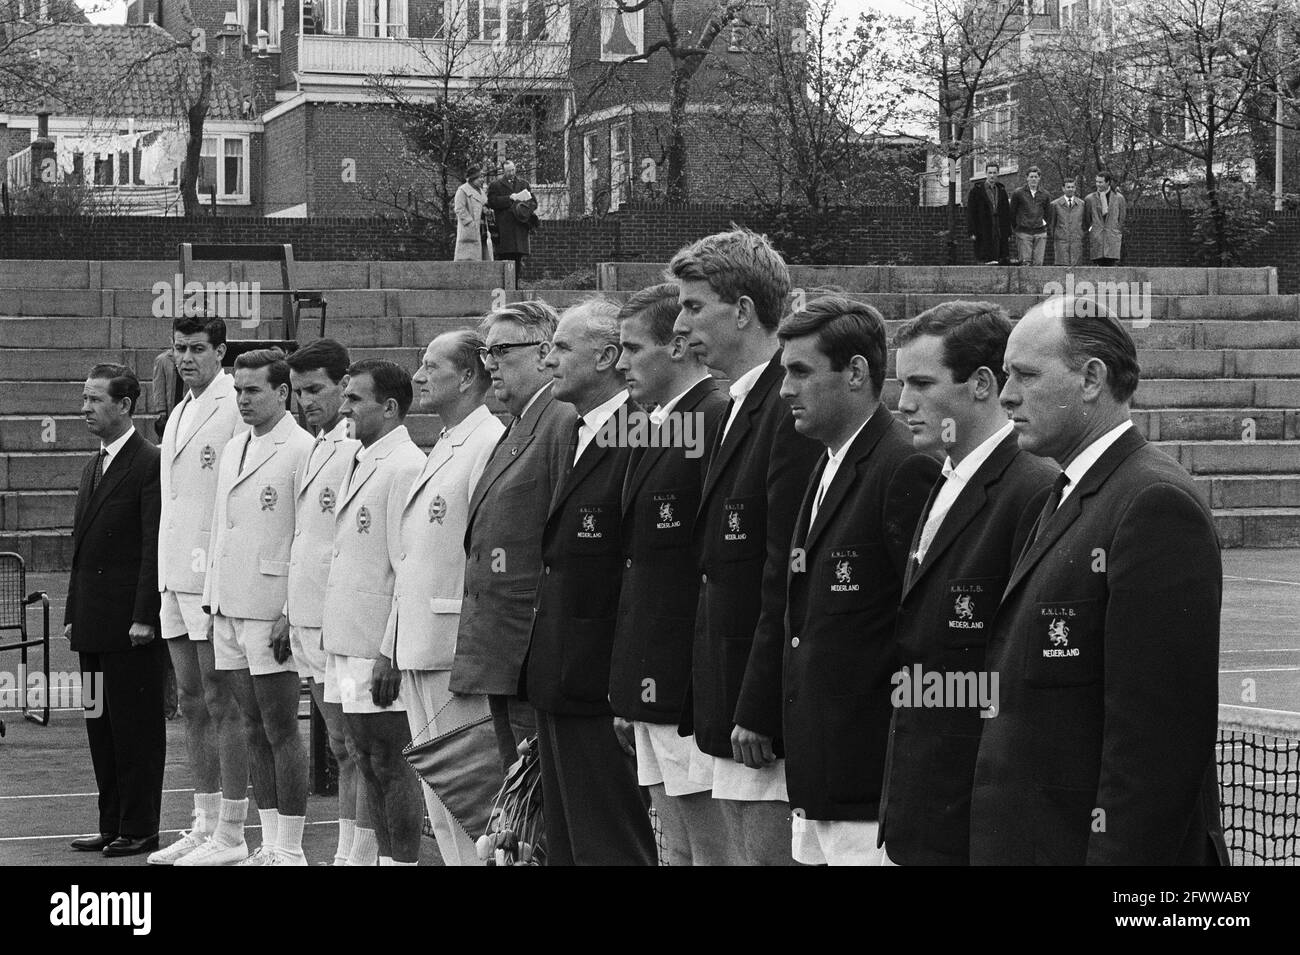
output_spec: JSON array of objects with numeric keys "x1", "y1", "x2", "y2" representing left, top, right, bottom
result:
[
  {"x1": 575, "y1": 0, "x2": 754, "y2": 201},
  {"x1": 708, "y1": 0, "x2": 915, "y2": 210},
  {"x1": 902, "y1": 0, "x2": 1031, "y2": 262}
]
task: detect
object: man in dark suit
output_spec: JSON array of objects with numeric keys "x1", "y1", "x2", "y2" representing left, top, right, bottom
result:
[
  {"x1": 971, "y1": 296, "x2": 1228, "y2": 865},
  {"x1": 521, "y1": 298, "x2": 655, "y2": 865},
  {"x1": 777, "y1": 297, "x2": 940, "y2": 865},
  {"x1": 450, "y1": 300, "x2": 577, "y2": 772},
  {"x1": 610, "y1": 283, "x2": 729, "y2": 865},
  {"x1": 670, "y1": 229, "x2": 822, "y2": 864},
  {"x1": 878, "y1": 301, "x2": 1056, "y2": 865},
  {"x1": 66, "y1": 364, "x2": 165, "y2": 857},
  {"x1": 967, "y1": 162, "x2": 1012, "y2": 265},
  {"x1": 487, "y1": 160, "x2": 538, "y2": 284}
]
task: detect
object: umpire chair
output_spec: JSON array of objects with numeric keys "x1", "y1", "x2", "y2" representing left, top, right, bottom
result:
[{"x1": 0, "y1": 552, "x2": 51, "y2": 732}]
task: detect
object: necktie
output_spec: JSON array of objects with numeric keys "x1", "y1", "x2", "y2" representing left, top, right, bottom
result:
[
  {"x1": 570, "y1": 415, "x2": 586, "y2": 467},
  {"x1": 1032, "y1": 472, "x2": 1071, "y2": 545},
  {"x1": 810, "y1": 466, "x2": 832, "y2": 526},
  {"x1": 91, "y1": 448, "x2": 107, "y2": 495},
  {"x1": 913, "y1": 471, "x2": 951, "y2": 569}
]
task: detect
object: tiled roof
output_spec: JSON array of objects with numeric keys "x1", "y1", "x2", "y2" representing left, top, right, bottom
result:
[{"x1": 0, "y1": 22, "x2": 248, "y2": 121}]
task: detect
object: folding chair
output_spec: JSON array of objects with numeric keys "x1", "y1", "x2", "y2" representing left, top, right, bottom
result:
[{"x1": 0, "y1": 552, "x2": 51, "y2": 728}]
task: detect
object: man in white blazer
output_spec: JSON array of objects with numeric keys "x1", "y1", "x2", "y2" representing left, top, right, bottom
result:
[
  {"x1": 377, "y1": 331, "x2": 504, "y2": 867},
  {"x1": 286, "y1": 339, "x2": 375, "y2": 866},
  {"x1": 149, "y1": 316, "x2": 247, "y2": 866},
  {"x1": 185, "y1": 350, "x2": 314, "y2": 866},
  {"x1": 322, "y1": 359, "x2": 426, "y2": 865}
]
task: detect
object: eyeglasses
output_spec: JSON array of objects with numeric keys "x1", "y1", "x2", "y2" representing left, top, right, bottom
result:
[{"x1": 476, "y1": 342, "x2": 539, "y2": 362}]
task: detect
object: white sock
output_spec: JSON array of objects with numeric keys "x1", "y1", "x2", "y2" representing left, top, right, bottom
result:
[
  {"x1": 388, "y1": 859, "x2": 418, "y2": 866},
  {"x1": 277, "y1": 815, "x2": 306, "y2": 857},
  {"x1": 347, "y1": 827, "x2": 378, "y2": 866},
  {"x1": 378, "y1": 855, "x2": 394, "y2": 866},
  {"x1": 213, "y1": 798, "x2": 248, "y2": 848},
  {"x1": 195, "y1": 792, "x2": 221, "y2": 836},
  {"x1": 258, "y1": 808, "x2": 280, "y2": 850},
  {"x1": 334, "y1": 819, "x2": 356, "y2": 866}
]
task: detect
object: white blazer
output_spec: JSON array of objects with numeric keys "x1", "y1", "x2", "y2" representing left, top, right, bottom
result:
[
  {"x1": 203, "y1": 412, "x2": 314, "y2": 620},
  {"x1": 288, "y1": 419, "x2": 361, "y2": 629},
  {"x1": 321, "y1": 425, "x2": 425, "y2": 659},
  {"x1": 158, "y1": 371, "x2": 244, "y2": 594},
  {"x1": 382, "y1": 404, "x2": 505, "y2": 671}
]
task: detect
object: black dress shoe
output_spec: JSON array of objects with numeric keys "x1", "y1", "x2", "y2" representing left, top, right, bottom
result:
[
  {"x1": 71, "y1": 833, "x2": 118, "y2": 851},
  {"x1": 102, "y1": 834, "x2": 160, "y2": 857}
]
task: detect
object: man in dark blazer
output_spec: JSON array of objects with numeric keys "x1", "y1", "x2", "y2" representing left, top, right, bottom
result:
[
  {"x1": 671, "y1": 229, "x2": 822, "y2": 865},
  {"x1": 878, "y1": 301, "x2": 1057, "y2": 865},
  {"x1": 971, "y1": 296, "x2": 1228, "y2": 865},
  {"x1": 487, "y1": 160, "x2": 538, "y2": 283},
  {"x1": 967, "y1": 162, "x2": 1012, "y2": 265},
  {"x1": 450, "y1": 300, "x2": 577, "y2": 772},
  {"x1": 66, "y1": 364, "x2": 165, "y2": 858},
  {"x1": 610, "y1": 283, "x2": 729, "y2": 865},
  {"x1": 521, "y1": 298, "x2": 655, "y2": 865},
  {"x1": 777, "y1": 297, "x2": 940, "y2": 865}
]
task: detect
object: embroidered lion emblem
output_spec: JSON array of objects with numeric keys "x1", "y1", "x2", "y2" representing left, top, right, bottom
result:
[{"x1": 1048, "y1": 618, "x2": 1070, "y2": 647}]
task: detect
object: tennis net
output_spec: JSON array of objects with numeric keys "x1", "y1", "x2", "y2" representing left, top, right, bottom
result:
[{"x1": 1218, "y1": 704, "x2": 1300, "y2": 865}]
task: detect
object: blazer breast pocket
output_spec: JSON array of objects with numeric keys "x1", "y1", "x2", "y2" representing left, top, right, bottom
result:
[
  {"x1": 1023, "y1": 598, "x2": 1102, "y2": 687},
  {"x1": 717, "y1": 495, "x2": 764, "y2": 562},
  {"x1": 568, "y1": 501, "x2": 618, "y2": 555},
  {"x1": 942, "y1": 576, "x2": 1002, "y2": 647},
  {"x1": 639, "y1": 488, "x2": 692, "y2": 550},
  {"x1": 819, "y1": 546, "x2": 871, "y2": 615}
]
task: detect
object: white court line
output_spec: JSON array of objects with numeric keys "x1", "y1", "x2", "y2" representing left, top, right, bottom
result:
[
  {"x1": 1220, "y1": 666, "x2": 1300, "y2": 673},
  {"x1": 1220, "y1": 649, "x2": 1300, "y2": 653},
  {"x1": 0, "y1": 820, "x2": 338, "y2": 844},
  {"x1": 0, "y1": 788, "x2": 194, "y2": 801},
  {"x1": 1224, "y1": 575, "x2": 1300, "y2": 586}
]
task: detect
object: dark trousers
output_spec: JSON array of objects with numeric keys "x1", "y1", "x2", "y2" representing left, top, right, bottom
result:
[
  {"x1": 1092, "y1": 257, "x2": 1118, "y2": 266},
  {"x1": 488, "y1": 693, "x2": 536, "y2": 773},
  {"x1": 535, "y1": 709, "x2": 655, "y2": 866},
  {"x1": 80, "y1": 641, "x2": 167, "y2": 837}
]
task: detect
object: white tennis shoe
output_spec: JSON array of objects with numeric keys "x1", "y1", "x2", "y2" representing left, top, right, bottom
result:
[
  {"x1": 147, "y1": 827, "x2": 209, "y2": 866},
  {"x1": 175, "y1": 838, "x2": 248, "y2": 866}
]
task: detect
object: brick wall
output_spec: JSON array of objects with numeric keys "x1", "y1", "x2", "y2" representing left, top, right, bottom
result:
[
  {"x1": 1, "y1": 201, "x2": 1297, "y2": 290},
  {"x1": 263, "y1": 102, "x2": 308, "y2": 212}
]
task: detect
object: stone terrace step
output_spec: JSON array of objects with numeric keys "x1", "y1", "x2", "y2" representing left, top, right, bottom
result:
[
  {"x1": 1199, "y1": 475, "x2": 1300, "y2": 508},
  {"x1": 0, "y1": 529, "x2": 71, "y2": 571},
  {"x1": 1155, "y1": 441, "x2": 1300, "y2": 475},
  {"x1": 598, "y1": 263, "x2": 1279, "y2": 296},
  {"x1": 9, "y1": 316, "x2": 1299, "y2": 353},
  {"x1": 0, "y1": 347, "x2": 427, "y2": 382},
  {"x1": 1214, "y1": 508, "x2": 1300, "y2": 547},
  {"x1": 1132, "y1": 409, "x2": 1300, "y2": 441},
  {"x1": 0, "y1": 260, "x2": 515, "y2": 291}
]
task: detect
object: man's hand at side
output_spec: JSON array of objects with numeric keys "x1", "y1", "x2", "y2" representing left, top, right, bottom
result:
[
  {"x1": 731, "y1": 724, "x2": 776, "y2": 769},
  {"x1": 371, "y1": 655, "x2": 401, "y2": 708},
  {"x1": 128, "y1": 623, "x2": 156, "y2": 646}
]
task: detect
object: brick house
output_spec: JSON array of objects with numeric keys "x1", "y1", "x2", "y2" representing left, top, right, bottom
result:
[{"x1": 3, "y1": 0, "x2": 821, "y2": 219}]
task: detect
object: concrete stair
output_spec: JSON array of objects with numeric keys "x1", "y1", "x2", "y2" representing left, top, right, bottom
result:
[{"x1": 2, "y1": 261, "x2": 1297, "y2": 567}]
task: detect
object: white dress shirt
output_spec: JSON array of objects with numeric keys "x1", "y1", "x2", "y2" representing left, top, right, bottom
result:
[
  {"x1": 915, "y1": 421, "x2": 1013, "y2": 564},
  {"x1": 721, "y1": 360, "x2": 770, "y2": 442},
  {"x1": 810, "y1": 415, "x2": 872, "y2": 526},
  {"x1": 574, "y1": 388, "x2": 628, "y2": 464},
  {"x1": 1058, "y1": 420, "x2": 1133, "y2": 507},
  {"x1": 650, "y1": 375, "x2": 710, "y2": 427},
  {"x1": 98, "y1": 426, "x2": 135, "y2": 476}
]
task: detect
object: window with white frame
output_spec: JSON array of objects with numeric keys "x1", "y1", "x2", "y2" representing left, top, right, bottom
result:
[
  {"x1": 600, "y1": 1, "x2": 643, "y2": 61},
  {"x1": 196, "y1": 136, "x2": 249, "y2": 201},
  {"x1": 470, "y1": 0, "x2": 551, "y2": 42},
  {"x1": 359, "y1": 0, "x2": 408, "y2": 37},
  {"x1": 324, "y1": 0, "x2": 345, "y2": 33},
  {"x1": 583, "y1": 130, "x2": 600, "y2": 215},
  {"x1": 609, "y1": 123, "x2": 630, "y2": 212},
  {"x1": 1059, "y1": 0, "x2": 1081, "y2": 29},
  {"x1": 236, "y1": 0, "x2": 283, "y2": 48},
  {"x1": 971, "y1": 87, "x2": 1017, "y2": 178}
]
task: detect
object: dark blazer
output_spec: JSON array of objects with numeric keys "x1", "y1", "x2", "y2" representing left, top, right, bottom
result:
[
  {"x1": 66, "y1": 430, "x2": 162, "y2": 653},
  {"x1": 487, "y1": 174, "x2": 537, "y2": 256},
  {"x1": 1009, "y1": 185, "x2": 1052, "y2": 234},
  {"x1": 451, "y1": 383, "x2": 578, "y2": 696},
  {"x1": 523, "y1": 397, "x2": 639, "y2": 716},
  {"x1": 970, "y1": 426, "x2": 1229, "y2": 865},
  {"x1": 878, "y1": 430, "x2": 1056, "y2": 864},
  {"x1": 682, "y1": 353, "x2": 823, "y2": 757},
  {"x1": 783, "y1": 404, "x2": 939, "y2": 821},
  {"x1": 610, "y1": 378, "x2": 728, "y2": 723},
  {"x1": 966, "y1": 181, "x2": 1012, "y2": 263}
]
